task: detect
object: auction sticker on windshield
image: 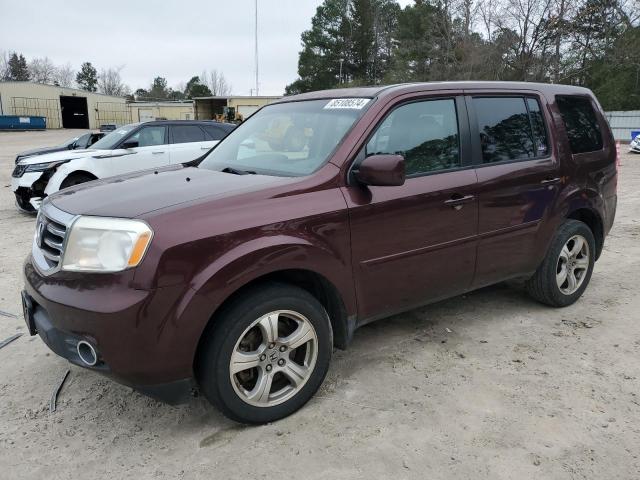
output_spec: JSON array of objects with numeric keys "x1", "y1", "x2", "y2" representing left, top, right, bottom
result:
[{"x1": 324, "y1": 98, "x2": 370, "y2": 109}]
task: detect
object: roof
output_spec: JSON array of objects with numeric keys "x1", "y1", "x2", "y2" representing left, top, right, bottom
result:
[
  {"x1": 0, "y1": 81, "x2": 128, "y2": 100},
  {"x1": 193, "y1": 95, "x2": 282, "y2": 100},
  {"x1": 137, "y1": 119, "x2": 235, "y2": 129},
  {"x1": 129, "y1": 101, "x2": 194, "y2": 106},
  {"x1": 276, "y1": 81, "x2": 594, "y2": 103}
]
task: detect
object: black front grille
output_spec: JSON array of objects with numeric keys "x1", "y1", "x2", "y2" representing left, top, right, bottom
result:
[{"x1": 12, "y1": 164, "x2": 27, "y2": 178}]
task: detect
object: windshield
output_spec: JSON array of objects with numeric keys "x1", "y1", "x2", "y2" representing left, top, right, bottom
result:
[
  {"x1": 90, "y1": 124, "x2": 137, "y2": 150},
  {"x1": 59, "y1": 136, "x2": 80, "y2": 148},
  {"x1": 198, "y1": 98, "x2": 370, "y2": 176}
]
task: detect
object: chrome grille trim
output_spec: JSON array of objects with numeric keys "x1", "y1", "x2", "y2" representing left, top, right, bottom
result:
[
  {"x1": 43, "y1": 237, "x2": 63, "y2": 250},
  {"x1": 32, "y1": 201, "x2": 77, "y2": 276},
  {"x1": 46, "y1": 222, "x2": 66, "y2": 237}
]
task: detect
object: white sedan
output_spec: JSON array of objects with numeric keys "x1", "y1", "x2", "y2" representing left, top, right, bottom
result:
[{"x1": 11, "y1": 120, "x2": 235, "y2": 212}]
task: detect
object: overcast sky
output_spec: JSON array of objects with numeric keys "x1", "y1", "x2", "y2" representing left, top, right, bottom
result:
[{"x1": 1, "y1": 0, "x2": 414, "y2": 96}]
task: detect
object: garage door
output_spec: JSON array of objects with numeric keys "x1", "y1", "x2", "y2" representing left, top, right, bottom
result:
[
  {"x1": 237, "y1": 105, "x2": 259, "y2": 118},
  {"x1": 139, "y1": 109, "x2": 154, "y2": 122}
]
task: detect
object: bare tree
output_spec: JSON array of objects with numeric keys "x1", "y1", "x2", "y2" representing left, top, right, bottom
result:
[
  {"x1": 0, "y1": 51, "x2": 10, "y2": 80},
  {"x1": 28, "y1": 57, "x2": 57, "y2": 84},
  {"x1": 55, "y1": 63, "x2": 75, "y2": 87},
  {"x1": 97, "y1": 66, "x2": 129, "y2": 96},
  {"x1": 203, "y1": 69, "x2": 232, "y2": 96}
]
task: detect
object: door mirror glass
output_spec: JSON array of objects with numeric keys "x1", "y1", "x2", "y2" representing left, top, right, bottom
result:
[
  {"x1": 121, "y1": 140, "x2": 139, "y2": 149},
  {"x1": 354, "y1": 154, "x2": 405, "y2": 186}
]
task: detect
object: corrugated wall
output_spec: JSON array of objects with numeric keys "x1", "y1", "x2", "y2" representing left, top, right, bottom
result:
[{"x1": 604, "y1": 111, "x2": 640, "y2": 142}]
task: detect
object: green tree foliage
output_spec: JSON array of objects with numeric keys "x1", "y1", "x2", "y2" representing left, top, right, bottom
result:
[
  {"x1": 8, "y1": 53, "x2": 29, "y2": 81},
  {"x1": 184, "y1": 76, "x2": 212, "y2": 98},
  {"x1": 286, "y1": 0, "x2": 640, "y2": 110},
  {"x1": 587, "y1": 26, "x2": 640, "y2": 110},
  {"x1": 286, "y1": 0, "x2": 399, "y2": 94},
  {"x1": 148, "y1": 76, "x2": 171, "y2": 99},
  {"x1": 76, "y1": 62, "x2": 98, "y2": 91}
]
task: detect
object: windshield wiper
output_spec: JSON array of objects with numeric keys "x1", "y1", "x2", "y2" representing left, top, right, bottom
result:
[{"x1": 221, "y1": 166, "x2": 256, "y2": 175}]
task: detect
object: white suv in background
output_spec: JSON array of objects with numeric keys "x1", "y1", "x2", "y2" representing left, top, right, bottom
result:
[{"x1": 11, "y1": 120, "x2": 235, "y2": 212}]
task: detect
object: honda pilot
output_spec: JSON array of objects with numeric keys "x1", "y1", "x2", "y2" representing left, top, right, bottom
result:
[{"x1": 21, "y1": 82, "x2": 617, "y2": 424}]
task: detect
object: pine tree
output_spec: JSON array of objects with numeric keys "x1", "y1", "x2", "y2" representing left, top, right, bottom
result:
[
  {"x1": 8, "y1": 53, "x2": 29, "y2": 81},
  {"x1": 285, "y1": 0, "x2": 399, "y2": 94},
  {"x1": 76, "y1": 62, "x2": 98, "y2": 92}
]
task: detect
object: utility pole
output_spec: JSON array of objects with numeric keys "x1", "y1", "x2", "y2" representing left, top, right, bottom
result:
[{"x1": 254, "y1": 0, "x2": 259, "y2": 96}]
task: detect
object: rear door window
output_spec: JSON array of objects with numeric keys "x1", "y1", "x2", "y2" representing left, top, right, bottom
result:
[
  {"x1": 201, "y1": 125, "x2": 227, "y2": 141},
  {"x1": 556, "y1": 96, "x2": 603, "y2": 154},
  {"x1": 473, "y1": 97, "x2": 536, "y2": 163},
  {"x1": 172, "y1": 125, "x2": 206, "y2": 144}
]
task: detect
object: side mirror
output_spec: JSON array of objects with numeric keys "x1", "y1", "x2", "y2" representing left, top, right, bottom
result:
[
  {"x1": 121, "y1": 140, "x2": 139, "y2": 149},
  {"x1": 353, "y1": 154, "x2": 405, "y2": 187}
]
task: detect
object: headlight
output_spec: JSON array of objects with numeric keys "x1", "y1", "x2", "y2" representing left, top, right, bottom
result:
[
  {"x1": 61, "y1": 217, "x2": 153, "y2": 272},
  {"x1": 24, "y1": 160, "x2": 70, "y2": 173}
]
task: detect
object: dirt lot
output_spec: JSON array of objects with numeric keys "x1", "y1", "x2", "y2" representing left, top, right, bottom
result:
[{"x1": 0, "y1": 129, "x2": 639, "y2": 479}]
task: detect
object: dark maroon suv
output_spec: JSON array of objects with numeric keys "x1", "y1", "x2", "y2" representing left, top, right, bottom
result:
[{"x1": 21, "y1": 82, "x2": 617, "y2": 423}]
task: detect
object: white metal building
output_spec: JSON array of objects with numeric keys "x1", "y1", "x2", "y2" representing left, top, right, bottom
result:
[
  {"x1": 0, "y1": 81, "x2": 128, "y2": 129},
  {"x1": 604, "y1": 110, "x2": 640, "y2": 142}
]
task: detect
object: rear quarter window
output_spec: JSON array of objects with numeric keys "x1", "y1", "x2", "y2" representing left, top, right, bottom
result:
[{"x1": 556, "y1": 96, "x2": 603, "y2": 154}]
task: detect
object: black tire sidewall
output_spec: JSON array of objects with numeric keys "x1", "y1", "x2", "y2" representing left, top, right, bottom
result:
[{"x1": 198, "y1": 284, "x2": 333, "y2": 424}]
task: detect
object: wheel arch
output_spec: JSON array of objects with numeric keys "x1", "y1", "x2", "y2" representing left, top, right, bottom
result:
[
  {"x1": 566, "y1": 207, "x2": 604, "y2": 259},
  {"x1": 60, "y1": 170, "x2": 98, "y2": 187},
  {"x1": 44, "y1": 164, "x2": 99, "y2": 194},
  {"x1": 192, "y1": 267, "x2": 353, "y2": 376}
]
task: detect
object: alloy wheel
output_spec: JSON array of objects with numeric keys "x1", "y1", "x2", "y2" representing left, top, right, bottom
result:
[
  {"x1": 229, "y1": 310, "x2": 318, "y2": 407},
  {"x1": 556, "y1": 234, "x2": 590, "y2": 295}
]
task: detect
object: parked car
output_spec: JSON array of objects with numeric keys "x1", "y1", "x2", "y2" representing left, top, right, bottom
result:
[
  {"x1": 629, "y1": 133, "x2": 640, "y2": 153},
  {"x1": 21, "y1": 82, "x2": 617, "y2": 424},
  {"x1": 99, "y1": 123, "x2": 119, "y2": 132},
  {"x1": 11, "y1": 120, "x2": 235, "y2": 212},
  {"x1": 14, "y1": 131, "x2": 106, "y2": 164}
]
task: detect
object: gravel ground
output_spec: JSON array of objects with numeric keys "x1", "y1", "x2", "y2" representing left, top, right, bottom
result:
[{"x1": 0, "y1": 129, "x2": 639, "y2": 479}]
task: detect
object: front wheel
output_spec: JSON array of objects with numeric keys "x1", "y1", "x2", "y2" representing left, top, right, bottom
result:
[
  {"x1": 197, "y1": 283, "x2": 333, "y2": 424},
  {"x1": 526, "y1": 219, "x2": 596, "y2": 307}
]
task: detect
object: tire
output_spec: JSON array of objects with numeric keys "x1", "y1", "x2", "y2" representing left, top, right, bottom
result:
[
  {"x1": 197, "y1": 283, "x2": 333, "y2": 424},
  {"x1": 60, "y1": 173, "x2": 96, "y2": 190},
  {"x1": 526, "y1": 219, "x2": 596, "y2": 307}
]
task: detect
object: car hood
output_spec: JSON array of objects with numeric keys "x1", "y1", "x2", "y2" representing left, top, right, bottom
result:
[
  {"x1": 17, "y1": 146, "x2": 68, "y2": 158},
  {"x1": 48, "y1": 165, "x2": 291, "y2": 218},
  {"x1": 17, "y1": 148, "x2": 107, "y2": 165}
]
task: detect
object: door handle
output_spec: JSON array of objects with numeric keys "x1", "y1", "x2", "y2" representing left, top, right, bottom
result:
[
  {"x1": 444, "y1": 194, "x2": 475, "y2": 210},
  {"x1": 540, "y1": 177, "x2": 561, "y2": 185},
  {"x1": 152, "y1": 151, "x2": 165, "y2": 154},
  {"x1": 201, "y1": 146, "x2": 210, "y2": 150}
]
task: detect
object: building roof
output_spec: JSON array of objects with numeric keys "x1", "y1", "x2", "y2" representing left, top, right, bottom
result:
[
  {"x1": 0, "y1": 81, "x2": 127, "y2": 100},
  {"x1": 193, "y1": 95, "x2": 282, "y2": 100}
]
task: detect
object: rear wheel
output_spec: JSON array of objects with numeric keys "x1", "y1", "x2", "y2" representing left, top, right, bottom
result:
[
  {"x1": 526, "y1": 219, "x2": 595, "y2": 307},
  {"x1": 197, "y1": 283, "x2": 332, "y2": 424}
]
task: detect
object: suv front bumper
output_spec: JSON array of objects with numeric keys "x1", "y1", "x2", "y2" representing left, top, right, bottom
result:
[{"x1": 22, "y1": 257, "x2": 205, "y2": 404}]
